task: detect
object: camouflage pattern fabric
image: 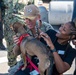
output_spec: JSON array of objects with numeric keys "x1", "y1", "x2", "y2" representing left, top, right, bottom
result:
[{"x1": 3, "y1": 0, "x2": 25, "y2": 67}]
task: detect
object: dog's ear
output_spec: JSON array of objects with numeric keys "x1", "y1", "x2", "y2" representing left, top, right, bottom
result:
[{"x1": 10, "y1": 24, "x2": 14, "y2": 30}]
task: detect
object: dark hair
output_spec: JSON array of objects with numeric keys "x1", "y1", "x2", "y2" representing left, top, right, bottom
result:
[
  {"x1": 69, "y1": 21, "x2": 76, "y2": 33},
  {"x1": 68, "y1": 21, "x2": 76, "y2": 40},
  {"x1": 70, "y1": 21, "x2": 76, "y2": 28}
]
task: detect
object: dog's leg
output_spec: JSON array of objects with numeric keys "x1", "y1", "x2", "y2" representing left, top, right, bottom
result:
[
  {"x1": 38, "y1": 65, "x2": 44, "y2": 75},
  {"x1": 38, "y1": 67, "x2": 44, "y2": 75},
  {"x1": 13, "y1": 45, "x2": 21, "y2": 57},
  {"x1": 38, "y1": 61, "x2": 45, "y2": 75},
  {"x1": 38, "y1": 58, "x2": 50, "y2": 75},
  {"x1": 39, "y1": 71, "x2": 44, "y2": 75},
  {"x1": 21, "y1": 52, "x2": 27, "y2": 71},
  {"x1": 46, "y1": 67, "x2": 52, "y2": 75}
]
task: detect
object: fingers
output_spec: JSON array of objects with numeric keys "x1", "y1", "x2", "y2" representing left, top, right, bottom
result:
[
  {"x1": 13, "y1": 35, "x2": 20, "y2": 44},
  {"x1": 38, "y1": 29, "x2": 49, "y2": 39},
  {"x1": 40, "y1": 32, "x2": 49, "y2": 38},
  {"x1": 38, "y1": 29, "x2": 42, "y2": 33}
]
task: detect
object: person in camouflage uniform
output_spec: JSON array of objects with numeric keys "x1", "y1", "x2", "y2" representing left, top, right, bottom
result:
[
  {"x1": 3, "y1": 0, "x2": 25, "y2": 67},
  {"x1": 8, "y1": 4, "x2": 54, "y2": 75}
]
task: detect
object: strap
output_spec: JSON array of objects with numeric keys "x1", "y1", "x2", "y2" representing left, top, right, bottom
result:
[
  {"x1": 15, "y1": 56, "x2": 39, "y2": 75},
  {"x1": 18, "y1": 34, "x2": 29, "y2": 46},
  {"x1": 26, "y1": 56, "x2": 39, "y2": 73}
]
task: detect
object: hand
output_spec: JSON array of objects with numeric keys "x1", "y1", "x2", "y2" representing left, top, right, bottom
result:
[
  {"x1": 13, "y1": 35, "x2": 20, "y2": 45},
  {"x1": 40, "y1": 32, "x2": 54, "y2": 49}
]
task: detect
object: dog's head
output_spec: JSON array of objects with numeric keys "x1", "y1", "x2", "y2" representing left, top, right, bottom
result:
[{"x1": 10, "y1": 22, "x2": 25, "y2": 33}]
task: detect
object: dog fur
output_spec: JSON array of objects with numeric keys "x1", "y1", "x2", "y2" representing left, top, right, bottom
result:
[{"x1": 12, "y1": 22, "x2": 53, "y2": 75}]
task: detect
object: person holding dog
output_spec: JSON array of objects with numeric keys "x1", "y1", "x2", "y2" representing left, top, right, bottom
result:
[
  {"x1": 40, "y1": 21, "x2": 76, "y2": 75},
  {"x1": 9, "y1": 4, "x2": 54, "y2": 75}
]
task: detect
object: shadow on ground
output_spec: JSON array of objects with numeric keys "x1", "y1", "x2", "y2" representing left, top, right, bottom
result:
[{"x1": 0, "y1": 73, "x2": 8, "y2": 75}]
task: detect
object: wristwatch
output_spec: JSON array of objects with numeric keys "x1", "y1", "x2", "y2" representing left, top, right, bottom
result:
[{"x1": 51, "y1": 48, "x2": 57, "y2": 53}]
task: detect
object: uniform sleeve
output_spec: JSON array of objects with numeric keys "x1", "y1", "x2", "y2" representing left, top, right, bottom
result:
[
  {"x1": 64, "y1": 49, "x2": 76, "y2": 66},
  {"x1": 42, "y1": 21, "x2": 54, "y2": 31}
]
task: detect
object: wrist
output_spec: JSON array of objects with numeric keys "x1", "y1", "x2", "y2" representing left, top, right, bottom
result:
[
  {"x1": 49, "y1": 44, "x2": 54, "y2": 49},
  {"x1": 51, "y1": 48, "x2": 57, "y2": 53}
]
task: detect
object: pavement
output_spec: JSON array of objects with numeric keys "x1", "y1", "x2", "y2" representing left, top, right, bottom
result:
[{"x1": 0, "y1": 39, "x2": 9, "y2": 75}]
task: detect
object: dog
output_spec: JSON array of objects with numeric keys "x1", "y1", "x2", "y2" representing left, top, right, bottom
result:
[{"x1": 11, "y1": 22, "x2": 53, "y2": 75}]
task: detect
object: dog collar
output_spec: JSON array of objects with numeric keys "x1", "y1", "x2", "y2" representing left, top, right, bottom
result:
[{"x1": 18, "y1": 34, "x2": 30, "y2": 46}]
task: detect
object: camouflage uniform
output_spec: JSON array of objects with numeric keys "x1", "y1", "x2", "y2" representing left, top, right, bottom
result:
[{"x1": 3, "y1": 0, "x2": 25, "y2": 67}]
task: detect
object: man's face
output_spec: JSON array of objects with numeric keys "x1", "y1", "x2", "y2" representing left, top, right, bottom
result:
[{"x1": 25, "y1": 17, "x2": 37, "y2": 30}]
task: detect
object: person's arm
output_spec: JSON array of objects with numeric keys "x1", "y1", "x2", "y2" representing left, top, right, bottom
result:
[
  {"x1": 40, "y1": 32, "x2": 70, "y2": 73},
  {"x1": 52, "y1": 51, "x2": 70, "y2": 73},
  {"x1": 42, "y1": 21, "x2": 54, "y2": 31}
]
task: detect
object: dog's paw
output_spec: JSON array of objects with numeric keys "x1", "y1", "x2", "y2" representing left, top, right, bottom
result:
[
  {"x1": 21, "y1": 64, "x2": 27, "y2": 71},
  {"x1": 21, "y1": 67, "x2": 25, "y2": 71}
]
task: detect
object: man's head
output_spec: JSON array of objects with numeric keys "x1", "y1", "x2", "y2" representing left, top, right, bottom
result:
[
  {"x1": 24, "y1": 4, "x2": 40, "y2": 20},
  {"x1": 24, "y1": 4, "x2": 41, "y2": 30}
]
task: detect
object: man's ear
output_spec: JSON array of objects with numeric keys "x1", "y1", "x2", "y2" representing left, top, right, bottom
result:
[
  {"x1": 36, "y1": 14, "x2": 41, "y2": 20},
  {"x1": 38, "y1": 14, "x2": 41, "y2": 20}
]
